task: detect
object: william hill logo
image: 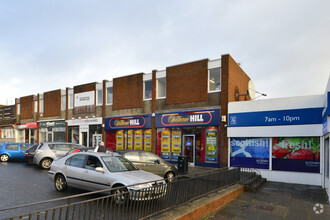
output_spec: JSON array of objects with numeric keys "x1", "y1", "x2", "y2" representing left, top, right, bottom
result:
[
  {"x1": 167, "y1": 114, "x2": 204, "y2": 124},
  {"x1": 114, "y1": 119, "x2": 141, "y2": 127}
]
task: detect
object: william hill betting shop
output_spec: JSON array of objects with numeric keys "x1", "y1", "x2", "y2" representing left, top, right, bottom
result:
[{"x1": 105, "y1": 108, "x2": 221, "y2": 167}]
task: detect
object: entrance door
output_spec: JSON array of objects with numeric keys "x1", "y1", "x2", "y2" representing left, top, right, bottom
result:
[
  {"x1": 81, "y1": 132, "x2": 89, "y2": 147},
  {"x1": 183, "y1": 135, "x2": 195, "y2": 164}
]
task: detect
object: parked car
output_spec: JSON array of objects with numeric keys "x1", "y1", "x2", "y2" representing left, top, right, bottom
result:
[
  {"x1": 33, "y1": 142, "x2": 84, "y2": 169},
  {"x1": 24, "y1": 144, "x2": 39, "y2": 164},
  {"x1": 116, "y1": 150, "x2": 179, "y2": 182},
  {"x1": 48, "y1": 152, "x2": 166, "y2": 204},
  {"x1": 0, "y1": 143, "x2": 32, "y2": 162},
  {"x1": 66, "y1": 147, "x2": 114, "y2": 156}
]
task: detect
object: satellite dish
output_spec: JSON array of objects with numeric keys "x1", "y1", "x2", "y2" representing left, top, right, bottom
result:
[{"x1": 248, "y1": 80, "x2": 256, "y2": 100}]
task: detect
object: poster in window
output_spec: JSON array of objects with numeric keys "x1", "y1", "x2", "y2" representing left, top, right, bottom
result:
[
  {"x1": 161, "y1": 129, "x2": 171, "y2": 159},
  {"x1": 144, "y1": 129, "x2": 152, "y2": 151},
  {"x1": 272, "y1": 137, "x2": 320, "y2": 173},
  {"x1": 127, "y1": 130, "x2": 133, "y2": 150},
  {"x1": 116, "y1": 130, "x2": 124, "y2": 150},
  {"x1": 134, "y1": 130, "x2": 143, "y2": 150},
  {"x1": 205, "y1": 129, "x2": 218, "y2": 163},
  {"x1": 230, "y1": 137, "x2": 269, "y2": 169},
  {"x1": 171, "y1": 130, "x2": 181, "y2": 160}
]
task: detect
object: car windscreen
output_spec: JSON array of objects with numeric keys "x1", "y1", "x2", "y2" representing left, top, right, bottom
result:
[{"x1": 101, "y1": 156, "x2": 138, "y2": 172}]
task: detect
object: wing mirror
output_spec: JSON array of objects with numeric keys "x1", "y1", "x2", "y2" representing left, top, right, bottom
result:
[
  {"x1": 95, "y1": 167, "x2": 105, "y2": 173},
  {"x1": 154, "y1": 159, "x2": 160, "y2": 164}
]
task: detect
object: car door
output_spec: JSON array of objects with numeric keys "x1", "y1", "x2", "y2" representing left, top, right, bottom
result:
[
  {"x1": 81, "y1": 155, "x2": 110, "y2": 190},
  {"x1": 19, "y1": 144, "x2": 31, "y2": 159},
  {"x1": 63, "y1": 154, "x2": 87, "y2": 188},
  {"x1": 52, "y1": 144, "x2": 71, "y2": 158},
  {"x1": 5, "y1": 144, "x2": 21, "y2": 159},
  {"x1": 140, "y1": 152, "x2": 165, "y2": 176},
  {"x1": 123, "y1": 151, "x2": 144, "y2": 169}
]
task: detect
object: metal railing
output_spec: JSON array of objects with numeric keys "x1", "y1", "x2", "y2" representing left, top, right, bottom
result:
[{"x1": 0, "y1": 167, "x2": 240, "y2": 220}]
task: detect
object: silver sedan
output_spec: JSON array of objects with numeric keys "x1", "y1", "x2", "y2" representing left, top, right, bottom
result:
[{"x1": 48, "y1": 152, "x2": 166, "y2": 204}]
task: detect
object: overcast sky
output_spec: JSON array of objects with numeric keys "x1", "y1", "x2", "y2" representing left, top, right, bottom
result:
[{"x1": 0, "y1": 0, "x2": 329, "y2": 105}]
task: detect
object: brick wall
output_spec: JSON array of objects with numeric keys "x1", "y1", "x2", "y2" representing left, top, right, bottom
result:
[
  {"x1": 43, "y1": 90, "x2": 61, "y2": 117},
  {"x1": 220, "y1": 54, "x2": 251, "y2": 166},
  {"x1": 166, "y1": 59, "x2": 208, "y2": 105},
  {"x1": 20, "y1": 95, "x2": 34, "y2": 120},
  {"x1": 112, "y1": 73, "x2": 143, "y2": 110}
]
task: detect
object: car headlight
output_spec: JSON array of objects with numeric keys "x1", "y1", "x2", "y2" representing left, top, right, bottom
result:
[{"x1": 131, "y1": 183, "x2": 152, "y2": 190}]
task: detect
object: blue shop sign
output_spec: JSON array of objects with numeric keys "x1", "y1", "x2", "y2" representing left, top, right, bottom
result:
[
  {"x1": 155, "y1": 109, "x2": 220, "y2": 128},
  {"x1": 229, "y1": 108, "x2": 323, "y2": 127},
  {"x1": 105, "y1": 115, "x2": 152, "y2": 130}
]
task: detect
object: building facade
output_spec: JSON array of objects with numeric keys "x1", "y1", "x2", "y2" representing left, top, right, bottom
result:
[{"x1": 1, "y1": 54, "x2": 251, "y2": 168}]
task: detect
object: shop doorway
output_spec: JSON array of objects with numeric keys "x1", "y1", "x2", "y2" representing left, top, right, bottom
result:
[
  {"x1": 81, "y1": 132, "x2": 88, "y2": 147},
  {"x1": 183, "y1": 134, "x2": 195, "y2": 164}
]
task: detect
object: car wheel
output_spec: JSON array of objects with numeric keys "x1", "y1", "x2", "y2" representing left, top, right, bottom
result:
[
  {"x1": 112, "y1": 186, "x2": 129, "y2": 205},
  {"x1": 40, "y1": 158, "x2": 53, "y2": 169},
  {"x1": 0, "y1": 154, "x2": 9, "y2": 162},
  {"x1": 165, "y1": 171, "x2": 175, "y2": 183},
  {"x1": 55, "y1": 174, "x2": 67, "y2": 192}
]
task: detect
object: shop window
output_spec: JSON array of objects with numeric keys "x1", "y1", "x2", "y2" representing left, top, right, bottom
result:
[
  {"x1": 208, "y1": 68, "x2": 221, "y2": 92},
  {"x1": 106, "y1": 87, "x2": 113, "y2": 105},
  {"x1": 144, "y1": 80, "x2": 152, "y2": 100},
  {"x1": 157, "y1": 77, "x2": 166, "y2": 98},
  {"x1": 97, "y1": 89, "x2": 103, "y2": 106}
]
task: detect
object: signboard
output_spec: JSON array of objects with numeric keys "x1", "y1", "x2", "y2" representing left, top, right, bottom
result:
[
  {"x1": 161, "y1": 129, "x2": 171, "y2": 159},
  {"x1": 205, "y1": 128, "x2": 218, "y2": 163},
  {"x1": 74, "y1": 91, "x2": 95, "y2": 107},
  {"x1": 105, "y1": 115, "x2": 152, "y2": 130},
  {"x1": 144, "y1": 129, "x2": 152, "y2": 151},
  {"x1": 229, "y1": 108, "x2": 323, "y2": 127},
  {"x1": 155, "y1": 109, "x2": 220, "y2": 128},
  {"x1": 16, "y1": 122, "x2": 38, "y2": 129},
  {"x1": 134, "y1": 130, "x2": 143, "y2": 150},
  {"x1": 230, "y1": 137, "x2": 270, "y2": 169},
  {"x1": 272, "y1": 137, "x2": 320, "y2": 173},
  {"x1": 39, "y1": 120, "x2": 66, "y2": 128},
  {"x1": 127, "y1": 130, "x2": 133, "y2": 150},
  {"x1": 171, "y1": 130, "x2": 181, "y2": 160},
  {"x1": 67, "y1": 117, "x2": 102, "y2": 126},
  {"x1": 116, "y1": 130, "x2": 124, "y2": 150}
]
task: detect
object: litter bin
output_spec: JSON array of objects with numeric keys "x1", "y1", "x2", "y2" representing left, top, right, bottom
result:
[{"x1": 178, "y1": 156, "x2": 188, "y2": 174}]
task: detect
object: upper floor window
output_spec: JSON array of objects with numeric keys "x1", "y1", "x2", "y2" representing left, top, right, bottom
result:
[
  {"x1": 61, "y1": 94, "x2": 66, "y2": 110},
  {"x1": 17, "y1": 104, "x2": 20, "y2": 115},
  {"x1": 34, "y1": 101, "x2": 38, "y2": 113},
  {"x1": 209, "y1": 67, "x2": 221, "y2": 92},
  {"x1": 144, "y1": 80, "x2": 152, "y2": 100},
  {"x1": 68, "y1": 89, "x2": 73, "y2": 109},
  {"x1": 157, "y1": 77, "x2": 166, "y2": 98},
  {"x1": 106, "y1": 87, "x2": 113, "y2": 105}
]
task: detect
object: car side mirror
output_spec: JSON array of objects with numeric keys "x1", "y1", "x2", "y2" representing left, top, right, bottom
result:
[
  {"x1": 95, "y1": 167, "x2": 105, "y2": 173},
  {"x1": 154, "y1": 159, "x2": 160, "y2": 164}
]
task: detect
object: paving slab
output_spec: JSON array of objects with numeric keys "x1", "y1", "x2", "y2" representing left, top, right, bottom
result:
[{"x1": 202, "y1": 181, "x2": 330, "y2": 220}]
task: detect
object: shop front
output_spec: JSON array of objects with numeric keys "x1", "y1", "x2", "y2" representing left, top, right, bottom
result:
[
  {"x1": 38, "y1": 120, "x2": 66, "y2": 142},
  {"x1": 104, "y1": 114, "x2": 152, "y2": 151},
  {"x1": 67, "y1": 117, "x2": 103, "y2": 147},
  {"x1": 228, "y1": 96, "x2": 324, "y2": 186},
  {"x1": 155, "y1": 108, "x2": 221, "y2": 167},
  {"x1": 16, "y1": 122, "x2": 38, "y2": 144}
]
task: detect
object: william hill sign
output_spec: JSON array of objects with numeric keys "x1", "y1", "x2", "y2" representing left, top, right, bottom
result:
[
  {"x1": 105, "y1": 115, "x2": 152, "y2": 130},
  {"x1": 155, "y1": 109, "x2": 221, "y2": 128}
]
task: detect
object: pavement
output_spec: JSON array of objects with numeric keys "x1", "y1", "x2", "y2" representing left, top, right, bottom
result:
[{"x1": 201, "y1": 181, "x2": 330, "y2": 220}]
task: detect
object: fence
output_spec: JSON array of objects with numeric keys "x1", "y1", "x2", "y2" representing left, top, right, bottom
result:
[{"x1": 1, "y1": 167, "x2": 240, "y2": 220}]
